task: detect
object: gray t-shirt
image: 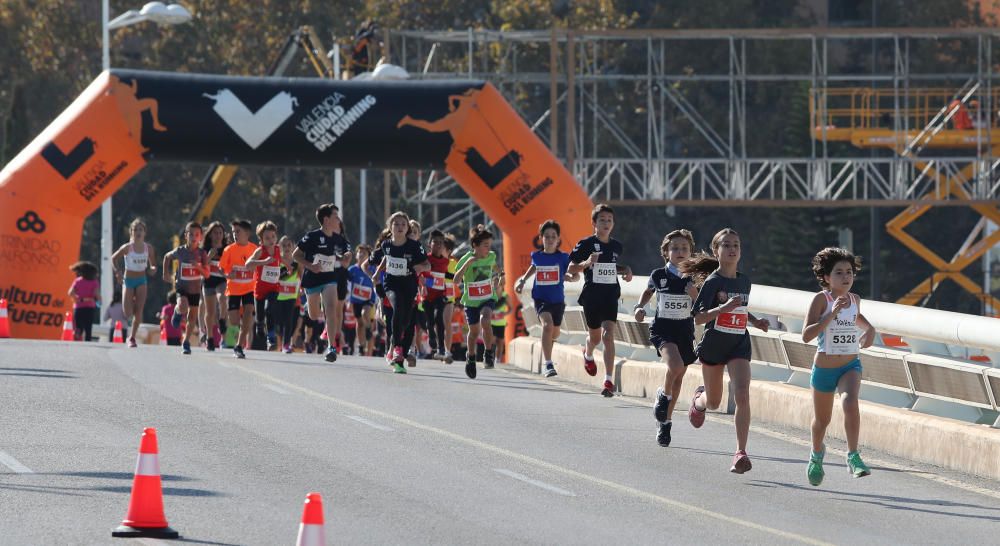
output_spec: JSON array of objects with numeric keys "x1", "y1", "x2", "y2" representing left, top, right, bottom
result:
[{"x1": 172, "y1": 246, "x2": 208, "y2": 294}]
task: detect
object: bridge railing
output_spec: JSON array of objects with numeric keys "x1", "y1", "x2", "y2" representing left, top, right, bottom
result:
[{"x1": 520, "y1": 277, "x2": 1000, "y2": 427}]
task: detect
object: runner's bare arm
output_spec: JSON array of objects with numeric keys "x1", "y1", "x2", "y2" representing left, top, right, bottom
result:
[
  {"x1": 633, "y1": 288, "x2": 654, "y2": 321},
  {"x1": 147, "y1": 245, "x2": 158, "y2": 274},
  {"x1": 161, "y1": 250, "x2": 173, "y2": 283},
  {"x1": 514, "y1": 265, "x2": 536, "y2": 293},
  {"x1": 802, "y1": 292, "x2": 834, "y2": 343}
]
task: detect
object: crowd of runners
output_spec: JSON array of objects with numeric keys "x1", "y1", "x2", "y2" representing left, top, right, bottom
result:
[{"x1": 67, "y1": 202, "x2": 877, "y2": 483}]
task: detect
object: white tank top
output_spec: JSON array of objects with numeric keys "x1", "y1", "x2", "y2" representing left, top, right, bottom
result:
[
  {"x1": 817, "y1": 291, "x2": 859, "y2": 355},
  {"x1": 124, "y1": 243, "x2": 149, "y2": 272}
]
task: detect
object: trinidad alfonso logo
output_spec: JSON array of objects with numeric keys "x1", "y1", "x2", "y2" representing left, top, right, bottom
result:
[{"x1": 203, "y1": 89, "x2": 298, "y2": 149}]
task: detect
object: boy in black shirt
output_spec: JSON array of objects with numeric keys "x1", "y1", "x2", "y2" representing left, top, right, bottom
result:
[
  {"x1": 292, "y1": 204, "x2": 352, "y2": 362},
  {"x1": 568, "y1": 204, "x2": 632, "y2": 397}
]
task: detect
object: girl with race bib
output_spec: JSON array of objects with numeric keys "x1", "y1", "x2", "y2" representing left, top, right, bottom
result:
[
  {"x1": 247, "y1": 221, "x2": 283, "y2": 351},
  {"x1": 683, "y1": 228, "x2": 770, "y2": 474},
  {"x1": 161, "y1": 222, "x2": 209, "y2": 355},
  {"x1": 801, "y1": 247, "x2": 877, "y2": 486},
  {"x1": 111, "y1": 218, "x2": 157, "y2": 348},
  {"x1": 275, "y1": 236, "x2": 301, "y2": 354},
  {"x1": 453, "y1": 225, "x2": 504, "y2": 379},
  {"x1": 515, "y1": 220, "x2": 574, "y2": 378},
  {"x1": 632, "y1": 229, "x2": 699, "y2": 447},
  {"x1": 347, "y1": 244, "x2": 377, "y2": 356},
  {"x1": 200, "y1": 221, "x2": 228, "y2": 351},
  {"x1": 423, "y1": 230, "x2": 452, "y2": 363},
  {"x1": 372, "y1": 212, "x2": 430, "y2": 373}
]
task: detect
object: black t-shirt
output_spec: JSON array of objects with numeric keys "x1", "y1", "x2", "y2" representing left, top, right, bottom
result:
[
  {"x1": 297, "y1": 228, "x2": 352, "y2": 288},
  {"x1": 379, "y1": 238, "x2": 428, "y2": 290},
  {"x1": 569, "y1": 235, "x2": 623, "y2": 303},
  {"x1": 648, "y1": 266, "x2": 695, "y2": 325},
  {"x1": 693, "y1": 270, "x2": 752, "y2": 349}
]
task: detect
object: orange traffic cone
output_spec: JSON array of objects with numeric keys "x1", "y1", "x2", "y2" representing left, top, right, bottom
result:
[
  {"x1": 112, "y1": 428, "x2": 180, "y2": 539},
  {"x1": 113, "y1": 321, "x2": 124, "y2": 344},
  {"x1": 0, "y1": 298, "x2": 10, "y2": 338},
  {"x1": 61, "y1": 311, "x2": 75, "y2": 341},
  {"x1": 296, "y1": 492, "x2": 326, "y2": 546}
]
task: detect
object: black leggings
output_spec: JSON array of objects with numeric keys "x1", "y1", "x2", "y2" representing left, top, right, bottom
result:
[
  {"x1": 274, "y1": 298, "x2": 297, "y2": 344},
  {"x1": 254, "y1": 292, "x2": 278, "y2": 337},
  {"x1": 73, "y1": 307, "x2": 95, "y2": 341},
  {"x1": 386, "y1": 282, "x2": 417, "y2": 356},
  {"x1": 425, "y1": 297, "x2": 447, "y2": 352}
]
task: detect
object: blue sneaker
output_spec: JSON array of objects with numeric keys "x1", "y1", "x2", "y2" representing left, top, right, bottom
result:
[{"x1": 182, "y1": 341, "x2": 191, "y2": 355}]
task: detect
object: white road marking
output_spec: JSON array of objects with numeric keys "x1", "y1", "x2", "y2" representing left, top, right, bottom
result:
[
  {"x1": 0, "y1": 450, "x2": 33, "y2": 474},
  {"x1": 346, "y1": 415, "x2": 394, "y2": 432},
  {"x1": 235, "y1": 366, "x2": 830, "y2": 545},
  {"x1": 263, "y1": 384, "x2": 289, "y2": 395},
  {"x1": 494, "y1": 468, "x2": 576, "y2": 497}
]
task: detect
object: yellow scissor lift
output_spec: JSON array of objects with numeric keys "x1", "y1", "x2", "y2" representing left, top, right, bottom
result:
[{"x1": 811, "y1": 86, "x2": 1000, "y2": 312}]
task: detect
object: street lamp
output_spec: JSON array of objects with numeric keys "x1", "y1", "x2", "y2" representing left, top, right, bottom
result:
[{"x1": 100, "y1": 1, "x2": 192, "y2": 329}]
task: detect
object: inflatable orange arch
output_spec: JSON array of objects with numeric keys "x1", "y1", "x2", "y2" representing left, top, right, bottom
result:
[{"x1": 0, "y1": 70, "x2": 593, "y2": 340}]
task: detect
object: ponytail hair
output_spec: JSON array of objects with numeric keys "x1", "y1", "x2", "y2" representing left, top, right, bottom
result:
[
  {"x1": 679, "y1": 228, "x2": 739, "y2": 286},
  {"x1": 469, "y1": 224, "x2": 493, "y2": 246}
]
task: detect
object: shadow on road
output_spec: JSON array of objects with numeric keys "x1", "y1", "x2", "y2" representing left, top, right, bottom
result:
[
  {"x1": 0, "y1": 367, "x2": 76, "y2": 379},
  {"x1": 51, "y1": 471, "x2": 195, "y2": 482}
]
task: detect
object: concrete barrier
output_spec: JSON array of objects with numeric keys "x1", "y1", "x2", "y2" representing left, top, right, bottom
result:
[{"x1": 507, "y1": 337, "x2": 1000, "y2": 481}]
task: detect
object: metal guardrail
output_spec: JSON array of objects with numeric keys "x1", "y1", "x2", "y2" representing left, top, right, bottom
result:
[{"x1": 520, "y1": 278, "x2": 1000, "y2": 427}]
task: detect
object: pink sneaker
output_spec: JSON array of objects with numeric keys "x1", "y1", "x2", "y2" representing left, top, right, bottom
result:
[
  {"x1": 730, "y1": 450, "x2": 752, "y2": 474},
  {"x1": 582, "y1": 348, "x2": 597, "y2": 376},
  {"x1": 127, "y1": 337, "x2": 137, "y2": 348},
  {"x1": 391, "y1": 345, "x2": 404, "y2": 364},
  {"x1": 688, "y1": 386, "x2": 706, "y2": 428}
]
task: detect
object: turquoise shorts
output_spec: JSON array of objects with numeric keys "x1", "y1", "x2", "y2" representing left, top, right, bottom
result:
[
  {"x1": 811, "y1": 358, "x2": 862, "y2": 393},
  {"x1": 304, "y1": 281, "x2": 337, "y2": 296},
  {"x1": 123, "y1": 276, "x2": 148, "y2": 290}
]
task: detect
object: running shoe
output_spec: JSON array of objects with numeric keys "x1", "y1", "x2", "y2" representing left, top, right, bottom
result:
[
  {"x1": 465, "y1": 357, "x2": 477, "y2": 379},
  {"x1": 657, "y1": 421, "x2": 672, "y2": 447},
  {"x1": 483, "y1": 349, "x2": 495, "y2": 369},
  {"x1": 544, "y1": 362, "x2": 558, "y2": 378},
  {"x1": 127, "y1": 337, "x2": 137, "y2": 348},
  {"x1": 582, "y1": 348, "x2": 597, "y2": 376},
  {"x1": 442, "y1": 351, "x2": 453, "y2": 364},
  {"x1": 406, "y1": 353, "x2": 417, "y2": 367},
  {"x1": 304, "y1": 341, "x2": 315, "y2": 354},
  {"x1": 688, "y1": 386, "x2": 706, "y2": 428},
  {"x1": 730, "y1": 450, "x2": 752, "y2": 474},
  {"x1": 283, "y1": 344, "x2": 293, "y2": 354},
  {"x1": 847, "y1": 452, "x2": 871, "y2": 478},
  {"x1": 392, "y1": 362, "x2": 407, "y2": 374},
  {"x1": 182, "y1": 341, "x2": 191, "y2": 355},
  {"x1": 234, "y1": 346, "x2": 246, "y2": 359},
  {"x1": 199, "y1": 334, "x2": 208, "y2": 346},
  {"x1": 808, "y1": 450, "x2": 825, "y2": 486},
  {"x1": 391, "y1": 346, "x2": 404, "y2": 364},
  {"x1": 653, "y1": 387, "x2": 671, "y2": 423},
  {"x1": 325, "y1": 346, "x2": 338, "y2": 363},
  {"x1": 601, "y1": 380, "x2": 615, "y2": 397},
  {"x1": 207, "y1": 337, "x2": 216, "y2": 352}
]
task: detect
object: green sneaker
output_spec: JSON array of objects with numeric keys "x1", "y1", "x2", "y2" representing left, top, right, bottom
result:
[
  {"x1": 807, "y1": 451, "x2": 825, "y2": 487},
  {"x1": 392, "y1": 362, "x2": 407, "y2": 374},
  {"x1": 847, "y1": 451, "x2": 871, "y2": 478}
]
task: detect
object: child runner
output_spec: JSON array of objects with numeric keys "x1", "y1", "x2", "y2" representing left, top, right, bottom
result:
[
  {"x1": 160, "y1": 291, "x2": 182, "y2": 345},
  {"x1": 347, "y1": 244, "x2": 377, "y2": 356},
  {"x1": 568, "y1": 204, "x2": 632, "y2": 397},
  {"x1": 368, "y1": 228, "x2": 393, "y2": 364},
  {"x1": 683, "y1": 228, "x2": 770, "y2": 473},
  {"x1": 442, "y1": 234, "x2": 460, "y2": 362},
  {"x1": 162, "y1": 222, "x2": 209, "y2": 355},
  {"x1": 219, "y1": 219, "x2": 258, "y2": 359},
  {"x1": 275, "y1": 236, "x2": 301, "y2": 354},
  {"x1": 490, "y1": 290, "x2": 510, "y2": 364},
  {"x1": 104, "y1": 291, "x2": 127, "y2": 342},
  {"x1": 111, "y1": 218, "x2": 157, "y2": 348},
  {"x1": 407, "y1": 219, "x2": 427, "y2": 361},
  {"x1": 423, "y1": 230, "x2": 452, "y2": 363},
  {"x1": 372, "y1": 212, "x2": 430, "y2": 373},
  {"x1": 632, "y1": 229, "x2": 699, "y2": 447},
  {"x1": 515, "y1": 220, "x2": 573, "y2": 378},
  {"x1": 293, "y1": 204, "x2": 352, "y2": 363},
  {"x1": 68, "y1": 261, "x2": 99, "y2": 342},
  {"x1": 246, "y1": 221, "x2": 283, "y2": 351},
  {"x1": 802, "y1": 247, "x2": 877, "y2": 485},
  {"x1": 201, "y1": 221, "x2": 228, "y2": 351},
  {"x1": 453, "y1": 225, "x2": 504, "y2": 379}
]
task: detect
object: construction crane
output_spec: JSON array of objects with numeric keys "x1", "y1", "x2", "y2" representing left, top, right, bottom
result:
[{"x1": 811, "y1": 84, "x2": 1000, "y2": 312}]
